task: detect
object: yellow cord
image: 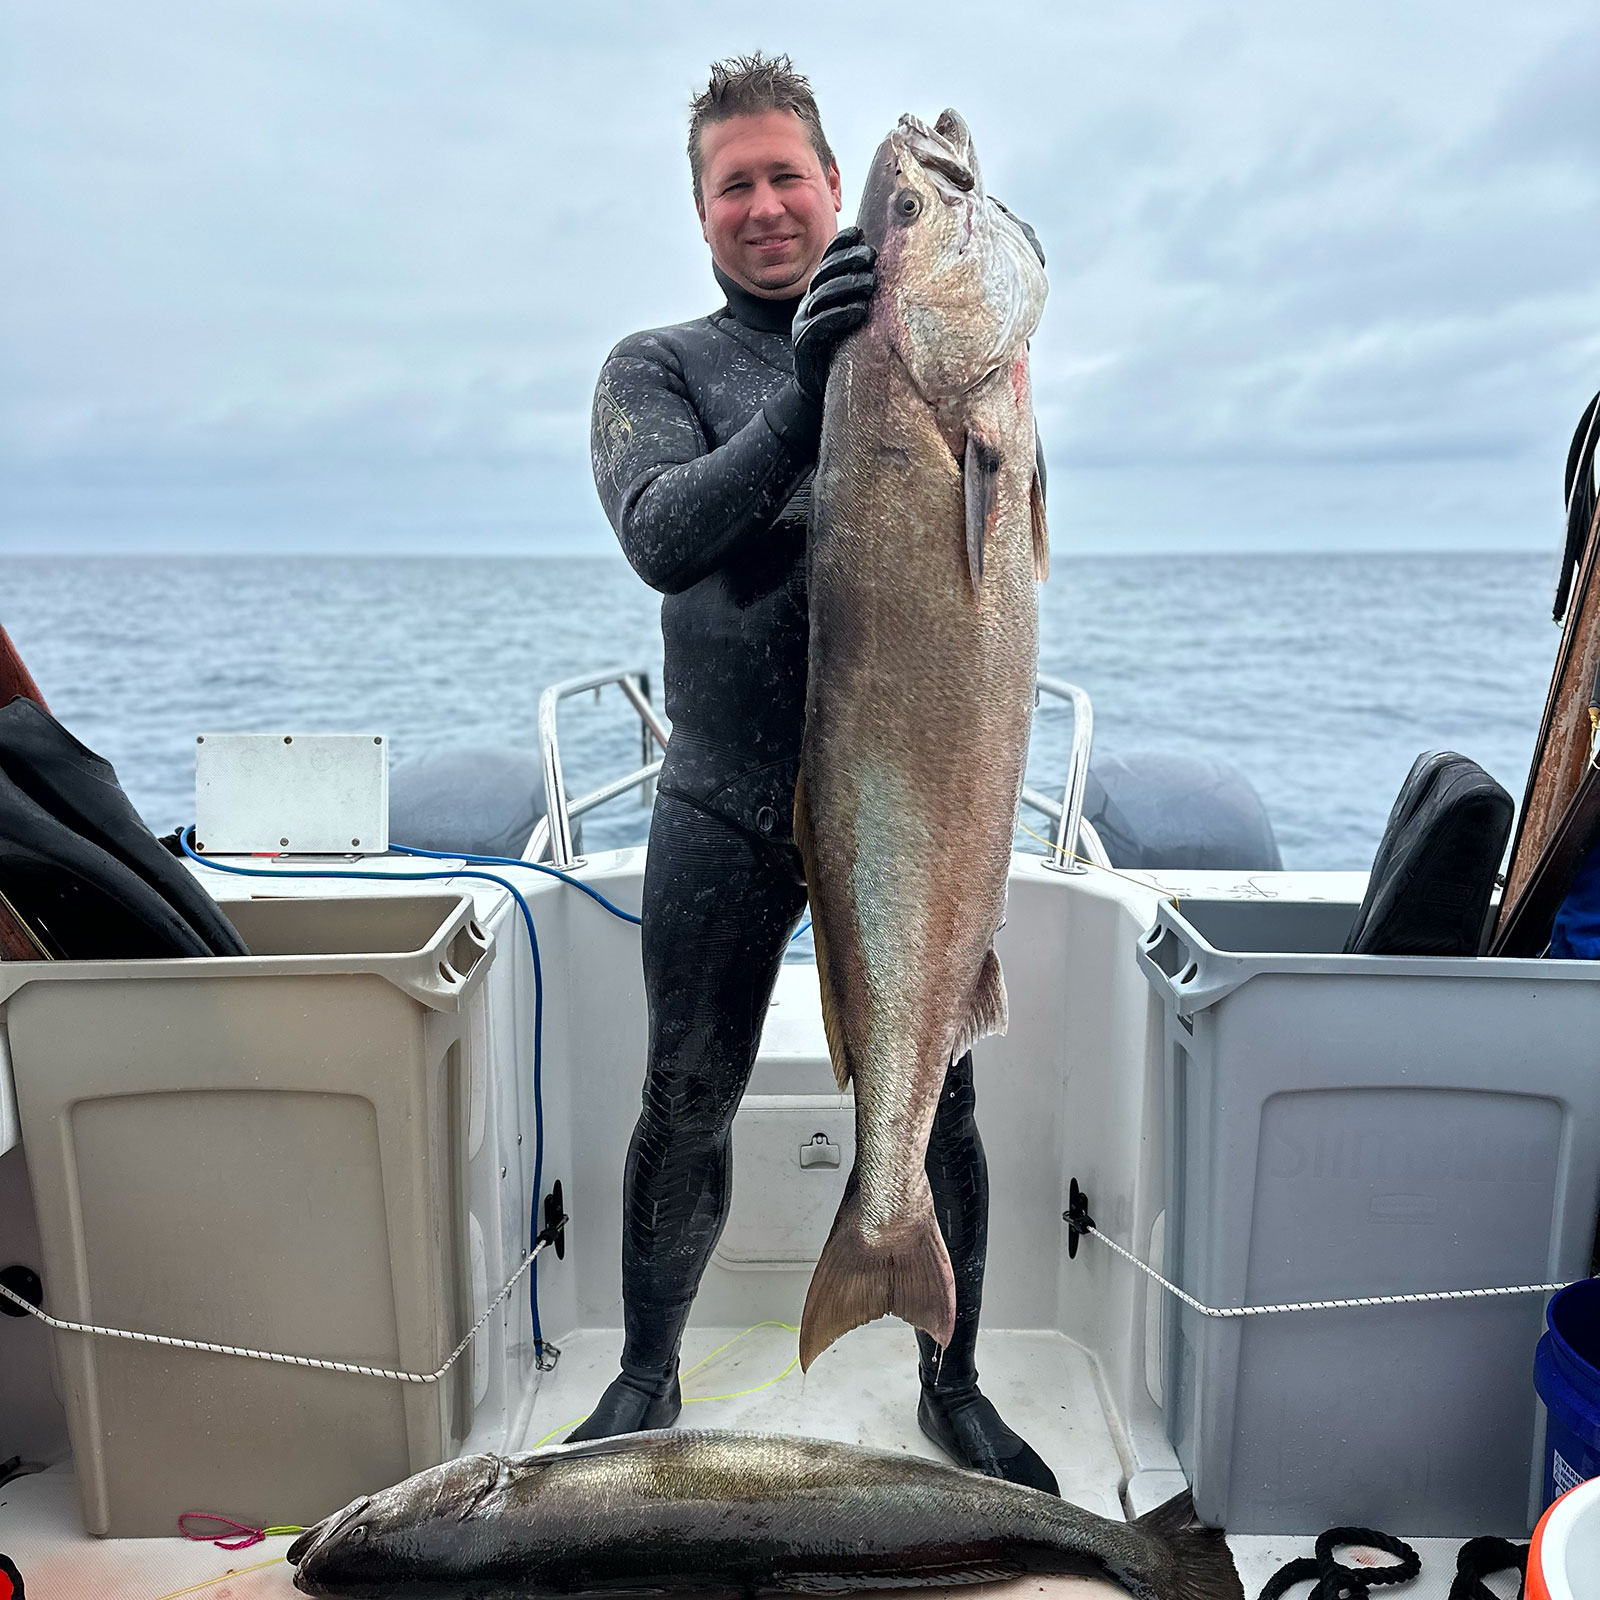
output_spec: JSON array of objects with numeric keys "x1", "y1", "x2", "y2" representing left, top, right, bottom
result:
[
  {"x1": 1015, "y1": 817, "x2": 1175, "y2": 904},
  {"x1": 149, "y1": 1550, "x2": 289, "y2": 1600},
  {"x1": 680, "y1": 1320, "x2": 800, "y2": 1402},
  {"x1": 535, "y1": 1321, "x2": 801, "y2": 1448}
]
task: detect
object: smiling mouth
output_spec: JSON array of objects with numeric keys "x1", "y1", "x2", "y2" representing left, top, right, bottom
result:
[{"x1": 747, "y1": 235, "x2": 798, "y2": 251}]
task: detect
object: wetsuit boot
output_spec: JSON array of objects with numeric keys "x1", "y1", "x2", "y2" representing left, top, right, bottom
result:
[
  {"x1": 566, "y1": 1358, "x2": 684, "y2": 1440},
  {"x1": 916, "y1": 1052, "x2": 1060, "y2": 1495}
]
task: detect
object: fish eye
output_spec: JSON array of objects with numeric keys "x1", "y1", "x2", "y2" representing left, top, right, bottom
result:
[{"x1": 893, "y1": 189, "x2": 922, "y2": 220}]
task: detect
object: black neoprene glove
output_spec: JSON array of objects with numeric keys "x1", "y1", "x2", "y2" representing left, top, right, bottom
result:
[{"x1": 792, "y1": 227, "x2": 877, "y2": 405}]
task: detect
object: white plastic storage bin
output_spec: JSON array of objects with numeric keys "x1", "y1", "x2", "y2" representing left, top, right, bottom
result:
[
  {"x1": 1137, "y1": 898, "x2": 1600, "y2": 1536},
  {"x1": 2, "y1": 894, "x2": 495, "y2": 1536}
]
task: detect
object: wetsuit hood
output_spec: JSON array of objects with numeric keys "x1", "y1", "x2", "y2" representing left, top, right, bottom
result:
[{"x1": 713, "y1": 264, "x2": 803, "y2": 337}]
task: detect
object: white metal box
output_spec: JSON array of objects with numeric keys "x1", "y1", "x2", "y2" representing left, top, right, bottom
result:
[{"x1": 195, "y1": 732, "x2": 389, "y2": 855}]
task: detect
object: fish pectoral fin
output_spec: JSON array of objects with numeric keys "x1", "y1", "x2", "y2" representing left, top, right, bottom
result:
[
  {"x1": 951, "y1": 946, "x2": 1008, "y2": 1063},
  {"x1": 962, "y1": 431, "x2": 1003, "y2": 594},
  {"x1": 1031, "y1": 465, "x2": 1050, "y2": 582}
]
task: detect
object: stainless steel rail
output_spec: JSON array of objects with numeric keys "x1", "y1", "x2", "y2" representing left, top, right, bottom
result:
[
  {"x1": 1031, "y1": 676, "x2": 1099, "y2": 874},
  {"x1": 528, "y1": 669, "x2": 668, "y2": 867},
  {"x1": 1021, "y1": 786, "x2": 1112, "y2": 871},
  {"x1": 528, "y1": 666, "x2": 1104, "y2": 873}
]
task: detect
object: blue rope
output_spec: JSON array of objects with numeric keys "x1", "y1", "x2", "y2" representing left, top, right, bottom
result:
[
  {"x1": 389, "y1": 845, "x2": 804, "y2": 943},
  {"x1": 388, "y1": 843, "x2": 641, "y2": 925}
]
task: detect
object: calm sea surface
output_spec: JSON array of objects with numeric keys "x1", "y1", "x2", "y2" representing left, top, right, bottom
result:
[{"x1": 0, "y1": 552, "x2": 1562, "y2": 872}]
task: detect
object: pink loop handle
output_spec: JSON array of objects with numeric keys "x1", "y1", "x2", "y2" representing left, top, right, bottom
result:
[{"x1": 177, "y1": 1511, "x2": 266, "y2": 1550}]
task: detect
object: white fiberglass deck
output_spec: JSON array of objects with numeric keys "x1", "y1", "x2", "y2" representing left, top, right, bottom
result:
[{"x1": 518, "y1": 1325, "x2": 1125, "y2": 1515}]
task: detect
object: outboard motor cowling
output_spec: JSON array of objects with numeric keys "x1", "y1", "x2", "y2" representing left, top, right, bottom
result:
[
  {"x1": 1082, "y1": 751, "x2": 1280, "y2": 872},
  {"x1": 388, "y1": 745, "x2": 576, "y2": 860}
]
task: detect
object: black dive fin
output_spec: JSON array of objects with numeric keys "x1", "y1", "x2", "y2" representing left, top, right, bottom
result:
[
  {"x1": 1556, "y1": 389, "x2": 1600, "y2": 622},
  {"x1": 0, "y1": 763, "x2": 214, "y2": 960},
  {"x1": 0, "y1": 697, "x2": 248, "y2": 956}
]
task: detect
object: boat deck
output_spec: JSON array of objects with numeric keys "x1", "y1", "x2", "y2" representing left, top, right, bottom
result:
[
  {"x1": 0, "y1": 854, "x2": 1538, "y2": 1597},
  {"x1": 519, "y1": 1326, "x2": 1127, "y2": 1517},
  {"x1": 1, "y1": 1321, "x2": 1520, "y2": 1600}
]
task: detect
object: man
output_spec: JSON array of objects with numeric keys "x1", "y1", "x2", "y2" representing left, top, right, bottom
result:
[{"x1": 577, "y1": 53, "x2": 1056, "y2": 1496}]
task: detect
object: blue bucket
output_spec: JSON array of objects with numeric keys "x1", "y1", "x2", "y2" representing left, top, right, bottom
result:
[{"x1": 1533, "y1": 1276, "x2": 1600, "y2": 1508}]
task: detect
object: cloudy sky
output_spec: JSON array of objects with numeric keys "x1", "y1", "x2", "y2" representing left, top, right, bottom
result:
[{"x1": 3, "y1": 1, "x2": 1598, "y2": 556}]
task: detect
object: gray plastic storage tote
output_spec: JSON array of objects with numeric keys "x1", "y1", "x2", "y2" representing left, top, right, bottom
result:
[
  {"x1": 3, "y1": 893, "x2": 494, "y2": 1537},
  {"x1": 1137, "y1": 897, "x2": 1600, "y2": 1536}
]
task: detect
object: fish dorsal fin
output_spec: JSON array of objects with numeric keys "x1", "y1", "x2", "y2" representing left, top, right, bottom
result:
[
  {"x1": 951, "y1": 946, "x2": 1007, "y2": 1063},
  {"x1": 1030, "y1": 466, "x2": 1049, "y2": 582},
  {"x1": 963, "y1": 432, "x2": 1002, "y2": 595},
  {"x1": 794, "y1": 775, "x2": 853, "y2": 1090}
]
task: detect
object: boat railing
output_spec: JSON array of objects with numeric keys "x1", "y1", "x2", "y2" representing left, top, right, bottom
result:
[
  {"x1": 526, "y1": 665, "x2": 1109, "y2": 873},
  {"x1": 1027, "y1": 676, "x2": 1111, "y2": 874},
  {"x1": 526, "y1": 669, "x2": 668, "y2": 866}
]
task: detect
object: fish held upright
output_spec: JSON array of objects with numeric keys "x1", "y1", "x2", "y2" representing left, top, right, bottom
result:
[{"x1": 796, "y1": 109, "x2": 1049, "y2": 1371}]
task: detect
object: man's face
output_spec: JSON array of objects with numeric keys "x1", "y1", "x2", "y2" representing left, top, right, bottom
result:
[{"x1": 696, "y1": 110, "x2": 842, "y2": 298}]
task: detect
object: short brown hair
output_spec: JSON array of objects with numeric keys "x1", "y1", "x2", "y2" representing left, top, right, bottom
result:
[{"x1": 688, "y1": 52, "x2": 836, "y2": 202}]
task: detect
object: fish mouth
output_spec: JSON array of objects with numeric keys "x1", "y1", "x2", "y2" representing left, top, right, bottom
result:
[
  {"x1": 287, "y1": 1495, "x2": 370, "y2": 1567},
  {"x1": 896, "y1": 112, "x2": 977, "y2": 193}
]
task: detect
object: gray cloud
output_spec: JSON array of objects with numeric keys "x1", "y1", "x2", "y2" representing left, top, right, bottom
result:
[{"x1": 2, "y1": 0, "x2": 1597, "y2": 553}]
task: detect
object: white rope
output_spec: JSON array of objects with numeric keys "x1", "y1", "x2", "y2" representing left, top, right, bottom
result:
[
  {"x1": 1081, "y1": 1224, "x2": 1571, "y2": 1318},
  {"x1": 0, "y1": 1240, "x2": 547, "y2": 1383}
]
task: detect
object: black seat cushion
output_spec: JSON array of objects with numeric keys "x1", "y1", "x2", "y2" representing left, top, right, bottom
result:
[{"x1": 1343, "y1": 750, "x2": 1513, "y2": 958}]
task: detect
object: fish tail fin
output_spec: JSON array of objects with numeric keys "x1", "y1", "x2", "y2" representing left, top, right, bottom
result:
[
  {"x1": 799, "y1": 1174, "x2": 955, "y2": 1370},
  {"x1": 1129, "y1": 1491, "x2": 1243, "y2": 1600}
]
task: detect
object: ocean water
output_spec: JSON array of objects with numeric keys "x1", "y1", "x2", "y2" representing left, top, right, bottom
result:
[{"x1": 0, "y1": 551, "x2": 1561, "y2": 872}]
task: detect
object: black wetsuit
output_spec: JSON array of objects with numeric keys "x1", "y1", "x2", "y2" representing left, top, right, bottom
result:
[{"x1": 581, "y1": 266, "x2": 1056, "y2": 1494}]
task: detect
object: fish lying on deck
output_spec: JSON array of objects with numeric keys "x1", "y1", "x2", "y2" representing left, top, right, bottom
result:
[
  {"x1": 289, "y1": 1430, "x2": 1241, "y2": 1600},
  {"x1": 796, "y1": 108, "x2": 1049, "y2": 1370}
]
